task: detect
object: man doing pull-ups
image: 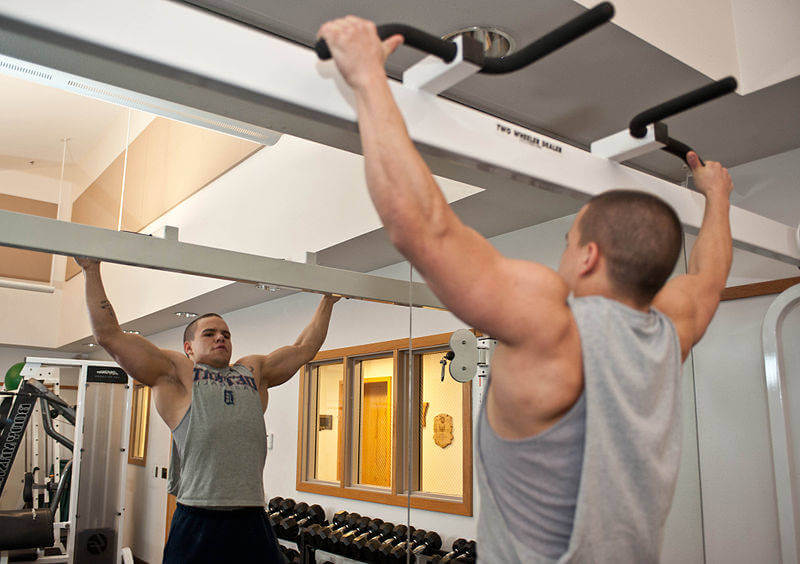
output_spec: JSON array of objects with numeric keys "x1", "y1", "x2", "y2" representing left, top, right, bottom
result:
[
  {"x1": 76, "y1": 258, "x2": 338, "y2": 563},
  {"x1": 318, "y1": 17, "x2": 733, "y2": 563}
]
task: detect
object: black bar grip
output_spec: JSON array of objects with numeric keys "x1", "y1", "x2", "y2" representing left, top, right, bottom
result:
[
  {"x1": 315, "y1": 24, "x2": 457, "y2": 62},
  {"x1": 480, "y1": 2, "x2": 615, "y2": 74},
  {"x1": 629, "y1": 76, "x2": 737, "y2": 138},
  {"x1": 660, "y1": 136, "x2": 705, "y2": 167}
]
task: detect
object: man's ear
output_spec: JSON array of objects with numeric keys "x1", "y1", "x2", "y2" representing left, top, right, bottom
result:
[
  {"x1": 578, "y1": 242, "x2": 600, "y2": 276},
  {"x1": 183, "y1": 341, "x2": 193, "y2": 359}
]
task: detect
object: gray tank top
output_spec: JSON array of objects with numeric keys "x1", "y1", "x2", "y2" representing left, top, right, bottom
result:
[
  {"x1": 477, "y1": 296, "x2": 682, "y2": 563},
  {"x1": 167, "y1": 363, "x2": 267, "y2": 507}
]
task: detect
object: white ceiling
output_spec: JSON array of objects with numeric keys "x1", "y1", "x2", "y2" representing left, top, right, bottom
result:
[{"x1": 0, "y1": 73, "x2": 127, "y2": 198}]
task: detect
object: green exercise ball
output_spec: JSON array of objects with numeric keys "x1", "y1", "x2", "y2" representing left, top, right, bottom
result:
[{"x1": 4, "y1": 362, "x2": 25, "y2": 391}]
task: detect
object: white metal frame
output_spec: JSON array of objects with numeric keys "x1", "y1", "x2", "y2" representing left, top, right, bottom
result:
[
  {"x1": 761, "y1": 284, "x2": 800, "y2": 564},
  {"x1": 0, "y1": 0, "x2": 796, "y2": 267},
  {"x1": 0, "y1": 209, "x2": 442, "y2": 309},
  {"x1": 24, "y1": 357, "x2": 132, "y2": 564}
]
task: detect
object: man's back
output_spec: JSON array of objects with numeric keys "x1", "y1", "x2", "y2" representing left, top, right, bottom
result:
[{"x1": 478, "y1": 296, "x2": 682, "y2": 563}]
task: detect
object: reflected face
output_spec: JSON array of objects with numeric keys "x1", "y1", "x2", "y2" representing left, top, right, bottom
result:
[
  {"x1": 186, "y1": 316, "x2": 232, "y2": 368},
  {"x1": 557, "y1": 206, "x2": 588, "y2": 291}
]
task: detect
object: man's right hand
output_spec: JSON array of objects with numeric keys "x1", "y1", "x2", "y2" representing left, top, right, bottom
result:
[
  {"x1": 687, "y1": 151, "x2": 733, "y2": 200},
  {"x1": 75, "y1": 257, "x2": 100, "y2": 270}
]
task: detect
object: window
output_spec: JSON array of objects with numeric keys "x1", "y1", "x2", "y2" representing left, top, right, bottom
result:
[
  {"x1": 128, "y1": 383, "x2": 150, "y2": 466},
  {"x1": 297, "y1": 332, "x2": 472, "y2": 515}
]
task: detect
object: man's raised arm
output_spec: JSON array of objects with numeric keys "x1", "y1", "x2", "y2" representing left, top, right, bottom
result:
[
  {"x1": 77, "y1": 258, "x2": 184, "y2": 388},
  {"x1": 242, "y1": 295, "x2": 339, "y2": 388},
  {"x1": 317, "y1": 18, "x2": 569, "y2": 347},
  {"x1": 654, "y1": 152, "x2": 734, "y2": 359}
]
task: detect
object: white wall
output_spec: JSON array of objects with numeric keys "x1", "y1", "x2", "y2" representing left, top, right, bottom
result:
[
  {"x1": 574, "y1": 0, "x2": 740, "y2": 82},
  {"x1": 0, "y1": 287, "x2": 63, "y2": 348},
  {"x1": 729, "y1": 146, "x2": 800, "y2": 229},
  {"x1": 574, "y1": 0, "x2": 800, "y2": 93},
  {"x1": 731, "y1": 0, "x2": 800, "y2": 94},
  {"x1": 693, "y1": 295, "x2": 784, "y2": 563}
]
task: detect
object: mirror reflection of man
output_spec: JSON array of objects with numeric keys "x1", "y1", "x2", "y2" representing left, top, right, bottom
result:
[
  {"x1": 76, "y1": 258, "x2": 338, "y2": 563},
  {"x1": 318, "y1": 18, "x2": 734, "y2": 563}
]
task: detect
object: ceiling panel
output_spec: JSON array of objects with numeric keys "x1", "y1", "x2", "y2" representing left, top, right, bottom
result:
[{"x1": 182, "y1": 0, "x2": 800, "y2": 182}]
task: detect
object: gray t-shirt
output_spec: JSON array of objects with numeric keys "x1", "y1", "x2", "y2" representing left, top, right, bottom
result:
[
  {"x1": 167, "y1": 363, "x2": 267, "y2": 507},
  {"x1": 477, "y1": 296, "x2": 682, "y2": 563}
]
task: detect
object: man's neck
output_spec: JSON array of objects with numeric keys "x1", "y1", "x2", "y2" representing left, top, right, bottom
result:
[{"x1": 572, "y1": 288, "x2": 650, "y2": 312}]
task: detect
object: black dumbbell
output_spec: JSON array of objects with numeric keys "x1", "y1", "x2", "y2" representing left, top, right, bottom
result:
[
  {"x1": 267, "y1": 496, "x2": 284, "y2": 514},
  {"x1": 271, "y1": 501, "x2": 308, "y2": 528},
  {"x1": 280, "y1": 503, "x2": 325, "y2": 540},
  {"x1": 440, "y1": 539, "x2": 475, "y2": 563},
  {"x1": 335, "y1": 517, "x2": 381, "y2": 554},
  {"x1": 322, "y1": 513, "x2": 365, "y2": 552},
  {"x1": 317, "y1": 511, "x2": 360, "y2": 551},
  {"x1": 266, "y1": 497, "x2": 295, "y2": 523},
  {"x1": 363, "y1": 524, "x2": 407, "y2": 563},
  {"x1": 305, "y1": 511, "x2": 348, "y2": 549},
  {"x1": 390, "y1": 529, "x2": 442, "y2": 562},
  {"x1": 348, "y1": 520, "x2": 392, "y2": 559},
  {"x1": 439, "y1": 538, "x2": 468, "y2": 562},
  {"x1": 298, "y1": 522, "x2": 326, "y2": 549},
  {"x1": 387, "y1": 528, "x2": 426, "y2": 562},
  {"x1": 376, "y1": 525, "x2": 414, "y2": 563}
]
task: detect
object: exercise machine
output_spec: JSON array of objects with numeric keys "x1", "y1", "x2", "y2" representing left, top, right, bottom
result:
[{"x1": 0, "y1": 358, "x2": 133, "y2": 564}]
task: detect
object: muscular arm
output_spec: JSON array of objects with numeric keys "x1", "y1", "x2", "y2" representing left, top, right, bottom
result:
[
  {"x1": 79, "y1": 259, "x2": 186, "y2": 389},
  {"x1": 319, "y1": 19, "x2": 570, "y2": 346},
  {"x1": 242, "y1": 295, "x2": 338, "y2": 389},
  {"x1": 654, "y1": 154, "x2": 734, "y2": 360}
]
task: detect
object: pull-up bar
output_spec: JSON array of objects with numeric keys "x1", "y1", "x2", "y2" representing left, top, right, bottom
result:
[
  {"x1": 592, "y1": 77, "x2": 738, "y2": 166},
  {"x1": 629, "y1": 77, "x2": 738, "y2": 138},
  {"x1": 314, "y1": 2, "x2": 615, "y2": 75}
]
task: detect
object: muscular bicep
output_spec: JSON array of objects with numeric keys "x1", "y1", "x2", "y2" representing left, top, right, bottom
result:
[
  {"x1": 653, "y1": 274, "x2": 723, "y2": 360},
  {"x1": 405, "y1": 217, "x2": 571, "y2": 346},
  {"x1": 101, "y1": 333, "x2": 183, "y2": 389},
  {"x1": 242, "y1": 348, "x2": 307, "y2": 390}
]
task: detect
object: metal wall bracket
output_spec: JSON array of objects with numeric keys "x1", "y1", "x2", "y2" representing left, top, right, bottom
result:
[
  {"x1": 403, "y1": 35, "x2": 483, "y2": 95},
  {"x1": 447, "y1": 329, "x2": 497, "y2": 382},
  {"x1": 590, "y1": 122, "x2": 667, "y2": 162}
]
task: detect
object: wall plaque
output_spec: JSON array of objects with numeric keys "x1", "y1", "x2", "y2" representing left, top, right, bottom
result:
[{"x1": 433, "y1": 413, "x2": 454, "y2": 448}]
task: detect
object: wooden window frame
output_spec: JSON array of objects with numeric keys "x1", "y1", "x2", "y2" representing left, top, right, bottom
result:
[
  {"x1": 297, "y1": 332, "x2": 473, "y2": 516},
  {"x1": 127, "y1": 383, "x2": 151, "y2": 466}
]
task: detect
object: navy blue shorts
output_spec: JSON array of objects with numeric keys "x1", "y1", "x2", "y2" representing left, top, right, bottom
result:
[{"x1": 163, "y1": 503, "x2": 287, "y2": 563}]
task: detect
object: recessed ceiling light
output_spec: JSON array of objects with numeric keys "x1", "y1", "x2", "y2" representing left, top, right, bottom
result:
[
  {"x1": 442, "y1": 26, "x2": 515, "y2": 58},
  {"x1": 123, "y1": 330, "x2": 141, "y2": 335},
  {"x1": 86, "y1": 343, "x2": 96, "y2": 348},
  {"x1": 256, "y1": 283, "x2": 280, "y2": 292},
  {"x1": 175, "y1": 312, "x2": 198, "y2": 318}
]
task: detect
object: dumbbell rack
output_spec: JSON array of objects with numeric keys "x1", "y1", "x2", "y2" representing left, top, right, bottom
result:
[
  {"x1": 309, "y1": 550, "x2": 440, "y2": 563},
  {"x1": 268, "y1": 497, "x2": 475, "y2": 563}
]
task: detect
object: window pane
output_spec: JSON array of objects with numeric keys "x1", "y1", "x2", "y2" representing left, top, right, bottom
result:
[
  {"x1": 355, "y1": 357, "x2": 394, "y2": 488},
  {"x1": 313, "y1": 363, "x2": 343, "y2": 482},
  {"x1": 419, "y1": 351, "x2": 464, "y2": 497}
]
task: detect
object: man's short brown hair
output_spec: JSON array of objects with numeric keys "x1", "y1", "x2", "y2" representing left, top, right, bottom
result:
[
  {"x1": 182, "y1": 313, "x2": 224, "y2": 345},
  {"x1": 579, "y1": 190, "x2": 683, "y2": 304}
]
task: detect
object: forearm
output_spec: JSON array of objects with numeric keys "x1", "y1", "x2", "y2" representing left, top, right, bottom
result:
[
  {"x1": 688, "y1": 194, "x2": 732, "y2": 290},
  {"x1": 353, "y1": 75, "x2": 454, "y2": 252},
  {"x1": 294, "y1": 298, "x2": 336, "y2": 357},
  {"x1": 82, "y1": 265, "x2": 122, "y2": 345}
]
